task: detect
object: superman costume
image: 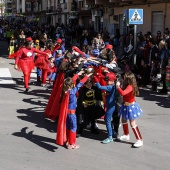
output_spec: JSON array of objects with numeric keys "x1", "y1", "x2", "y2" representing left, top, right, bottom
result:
[{"x1": 56, "y1": 75, "x2": 88, "y2": 146}]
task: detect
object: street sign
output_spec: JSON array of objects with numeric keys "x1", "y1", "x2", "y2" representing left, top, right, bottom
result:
[{"x1": 129, "y1": 9, "x2": 143, "y2": 25}]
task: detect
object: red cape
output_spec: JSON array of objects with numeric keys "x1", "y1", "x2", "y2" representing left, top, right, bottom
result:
[
  {"x1": 45, "y1": 72, "x2": 64, "y2": 118},
  {"x1": 56, "y1": 91, "x2": 69, "y2": 146}
]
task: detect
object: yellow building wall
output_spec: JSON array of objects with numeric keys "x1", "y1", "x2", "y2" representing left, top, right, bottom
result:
[{"x1": 109, "y1": 3, "x2": 170, "y2": 35}]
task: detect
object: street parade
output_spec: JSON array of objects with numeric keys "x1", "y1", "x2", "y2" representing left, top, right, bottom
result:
[{"x1": 0, "y1": 0, "x2": 170, "y2": 170}]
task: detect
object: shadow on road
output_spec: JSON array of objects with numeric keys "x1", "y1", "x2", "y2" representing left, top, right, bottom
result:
[
  {"x1": 139, "y1": 88, "x2": 170, "y2": 108},
  {"x1": 12, "y1": 127, "x2": 58, "y2": 152},
  {"x1": 17, "y1": 107, "x2": 57, "y2": 133}
]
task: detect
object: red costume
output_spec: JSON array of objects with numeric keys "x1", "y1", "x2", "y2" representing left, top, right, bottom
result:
[
  {"x1": 15, "y1": 47, "x2": 48, "y2": 89},
  {"x1": 56, "y1": 75, "x2": 88, "y2": 148},
  {"x1": 117, "y1": 85, "x2": 135, "y2": 103},
  {"x1": 45, "y1": 72, "x2": 65, "y2": 120},
  {"x1": 117, "y1": 84, "x2": 143, "y2": 148},
  {"x1": 34, "y1": 49, "x2": 52, "y2": 85}
]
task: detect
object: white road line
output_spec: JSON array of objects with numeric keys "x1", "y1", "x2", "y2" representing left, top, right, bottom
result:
[
  {"x1": 30, "y1": 69, "x2": 37, "y2": 78},
  {"x1": 0, "y1": 68, "x2": 15, "y2": 84}
]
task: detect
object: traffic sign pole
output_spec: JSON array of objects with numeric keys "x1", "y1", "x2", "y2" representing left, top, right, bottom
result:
[
  {"x1": 134, "y1": 24, "x2": 137, "y2": 49},
  {"x1": 134, "y1": 24, "x2": 137, "y2": 65},
  {"x1": 128, "y1": 9, "x2": 143, "y2": 65}
]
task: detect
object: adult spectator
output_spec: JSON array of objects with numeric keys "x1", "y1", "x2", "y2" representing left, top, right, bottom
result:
[
  {"x1": 134, "y1": 35, "x2": 145, "y2": 67},
  {"x1": 80, "y1": 30, "x2": 91, "y2": 49},
  {"x1": 124, "y1": 32, "x2": 134, "y2": 54},
  {"x1": 158, "y1": 40, "x2": 169, "y2": 94},
  {"x1": 156, "y1": 31, "x2": 162, "y2": 46},
  {"x1": 18, "y1": 30, "x2": 26, "y2": 47},
  {"x1": 92, "y1": 32, "x2": 105, "y2": 51},
  {"x1": 164, "y1": 30, "x2": 170, "y2": 51},
  {"x1": 102, "y1": 27, "x2": 109, "y2": 42},
  {"x1": 148, "y1": 38, "x2": 159, "y2": 67}
]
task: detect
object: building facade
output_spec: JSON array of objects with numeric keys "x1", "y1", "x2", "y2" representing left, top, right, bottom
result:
[
  {"x1": 4, "y1": 0, "x2": 12, "y2": 14},
  {"x1": 13, "y1": 0, "x2": 170, "y2": 37}
]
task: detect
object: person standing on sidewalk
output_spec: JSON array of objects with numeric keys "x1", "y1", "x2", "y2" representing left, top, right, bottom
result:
[
  {"x1": 166, "y1": 58, "x2": 170, "y2": 99},
  {"x1": 116, "y1": 72, "x2": 143, "y2": 148}
]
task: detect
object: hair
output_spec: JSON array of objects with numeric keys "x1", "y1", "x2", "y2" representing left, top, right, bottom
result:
[
  {"x1": 61, "y1": 77, "x2": 73, "y2": 97},
  {"x1": 85, "y1": 45, "x2": 93, "y2": 54},
  {"x1": 24, "y1": 41, "x2": 32, "y2": 47},
  {"x1": 20, "y1": 30, "x2": 24, "y2": 34},
  {"x1": 149, "y1": 38, "x2": 156, "y2": 45},
  {"x1": 64, "y1": 51, "x2": 72, "y2": 60},
  {"x1": 159, "y1": 40, "x2": 167, "y2": 49},
  {"x1": 99, "y1": 49, "x2": 107, "y2": 59},
  {"x1": 46, "y1": 42, "x2": 53, "y2": 51},
  {"x1": 122, "y1": 72, "x2": 139, "y2": 96},
  {"x1": 58, "y1": 59, "x2": 69, "y2": 71},
  {"x1": 137, "y1": 35, "x2": 143, "y2": 42}
]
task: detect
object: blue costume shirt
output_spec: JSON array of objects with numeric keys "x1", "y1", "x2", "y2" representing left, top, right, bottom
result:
[
  {"x1": 96, "y1": 83, "x2": 116, "y2": 113},
  {"x1": 68, "y1": 82, "x2": 84, "y2": 110}
]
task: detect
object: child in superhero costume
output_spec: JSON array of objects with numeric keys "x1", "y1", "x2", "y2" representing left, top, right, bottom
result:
[
  {"x1": 56, "y1": 73, "x2": 92, "y2": 149},
  {"x1": 14, "y1": 37, "x2": 51, "y2": 92},
  {"x1": 93, "y1": 72, "x2": 117, "y2": 144},
  {"x1": 116, "y1": 72, "x2": 143, "y2": 148},
  {"x1": 77, "y1": 78, "x2": 105, "y2": 135}
]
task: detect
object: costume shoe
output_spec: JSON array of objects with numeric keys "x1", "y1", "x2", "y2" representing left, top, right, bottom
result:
[
  {"x1": 118, "y1": 134, "x2": 130, "y2": 141},
  {"x1": 102, "y1": 138, "x2": 113, "y2": 144},
  {"x1": 133, "y1": 140, "x2": 143, "y2": 148}
]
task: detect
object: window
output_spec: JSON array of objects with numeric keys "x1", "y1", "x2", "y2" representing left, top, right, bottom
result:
[{"x1": 152, "y1": 11, "x2": 164, "y2": 37}]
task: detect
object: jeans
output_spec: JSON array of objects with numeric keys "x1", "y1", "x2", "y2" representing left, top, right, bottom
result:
[
  {"x1": 37, "y1": 67, "x2": 41, "y2": 77},
  {"x1": 104, "y1": 106, "x2": 116, "y2": 138}
]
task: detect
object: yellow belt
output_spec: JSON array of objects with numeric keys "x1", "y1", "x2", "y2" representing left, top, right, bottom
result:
[
  {"x1": 83, "y1": 100, "x2": 96, "y2": 106},
  {"x1": 124, "y1": 102, "x2": 135, "y2": 106}
]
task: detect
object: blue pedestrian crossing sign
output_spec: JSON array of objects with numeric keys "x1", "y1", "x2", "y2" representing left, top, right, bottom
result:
[{"x1": 129, "y1": 9, "x2": 143, "y2": 25}]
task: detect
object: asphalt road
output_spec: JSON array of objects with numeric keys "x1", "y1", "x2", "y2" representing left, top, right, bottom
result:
[{"x1": 0, "y1": 41, "x2": 170, "y2": 170}]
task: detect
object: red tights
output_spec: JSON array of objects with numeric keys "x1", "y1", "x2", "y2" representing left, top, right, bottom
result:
[
  {"x1": 23, "y1": 71, "x2": 31, "y2": 89},
  {"x1": 41, "y1": 69, "x2": 48, "y2": 84},
  {"x1": 66, "y1": 129, "x2": 76, "y2": 145}
]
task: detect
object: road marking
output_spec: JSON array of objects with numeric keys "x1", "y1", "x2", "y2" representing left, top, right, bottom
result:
[
  {"x1": 30, "y1": 69, "x2": 37, "y2": 78},
  {"x1": 0, "y1": 68, "x2": 15, "y2": 84}
]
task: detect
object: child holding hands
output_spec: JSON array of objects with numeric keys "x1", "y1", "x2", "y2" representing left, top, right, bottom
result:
[
  {"x1": 116, "y1": 72, "x2": 143, "y2": 148},
  {"x1": 93, "y1": 72, "x2": 117, "y2": 144}
]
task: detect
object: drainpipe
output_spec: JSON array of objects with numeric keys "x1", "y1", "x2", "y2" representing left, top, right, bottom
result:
[{"x1": 164, "y1": 2, "x2": 167, "y2": 30}]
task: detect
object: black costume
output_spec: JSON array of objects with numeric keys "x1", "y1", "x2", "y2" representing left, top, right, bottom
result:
[{"x1": 76, "y1": 84, "x2": 105, "y2": 135}]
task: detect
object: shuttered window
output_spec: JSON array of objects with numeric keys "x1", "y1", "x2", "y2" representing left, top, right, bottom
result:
[{"x1": 152, "y1": 11, "x2": 164, "y2": 37}]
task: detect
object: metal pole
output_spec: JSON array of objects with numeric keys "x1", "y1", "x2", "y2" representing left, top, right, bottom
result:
[
  {"x1": 134, "y1": 24, "x2": 137, "y2": 65},
  {"x1": 134, "y1": 24, "x2": 137, "y2": 49}
]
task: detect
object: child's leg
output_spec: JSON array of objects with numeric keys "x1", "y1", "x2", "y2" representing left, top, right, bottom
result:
[
  {"x1": 66, "y1": 114, "x2": 79, "y2": 149},
  {"x1": 130, "y1": 120, "x2": 143, "y2": 147},
  {"x1": 104, "y1": 110, "x2": 114, "y2": 138},
  {"x1": 113, "y1": 114, "x2": 120, "y2": 135},
  {"x1": 117, "y1": 118, "x2": 130, "y2": 141},
  {"x1": 37, "y1": 67, "x2": 41, "y2": 82},
  {"x1": 23, "y1": 69, "x2": 31, "y2": 89},
  {"x1": 41, "y1": 69, "x2": 48, "y2": 85}
]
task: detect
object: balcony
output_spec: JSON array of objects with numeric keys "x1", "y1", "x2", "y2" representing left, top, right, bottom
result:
[{"x1": 6, "y1": 0, "x2": 12, "y2": 3}]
